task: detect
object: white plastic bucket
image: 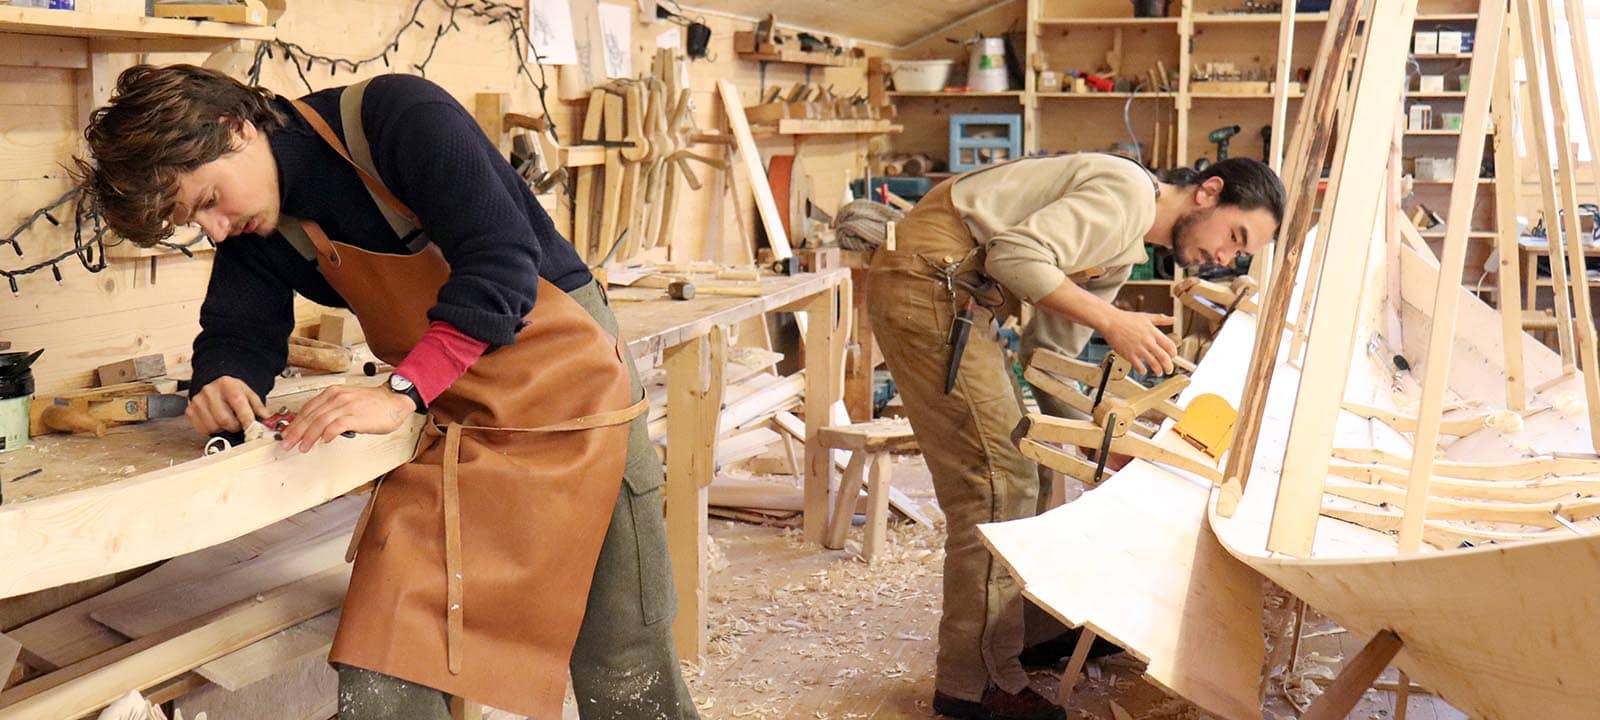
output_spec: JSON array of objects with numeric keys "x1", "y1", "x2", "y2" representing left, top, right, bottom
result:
[
  {"x1": 967, "y1": 37, "x2": 1009, "y2": 92},
  {"x1": 892, "y1": 59, "x2": 955, "y2": 93}
]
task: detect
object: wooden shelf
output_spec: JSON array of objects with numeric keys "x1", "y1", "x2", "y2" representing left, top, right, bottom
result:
[
  {"x1": 1124, "y1": 279, "x2": 1173, "y2": 287},
  {"x1": 1037, "y1": 92, "x2": 1176, "y2": 99},
  {"x1": 1192, "y1": 12, "x2": 1330, "y2": 23},
  {"x1": 1190, "y1": 92, "x2": 1306, "y2": 99},
  {"x1": 1414, "y1": 53, "x2": 1473, "y2": 59},
  {"x1": 1419, "y1": 230, "x2": 1498, "y2": 238},
  {"x1": 1417, "y1": 13, "x2": 1479, "y2": 20},
  {"x1": 771, "y1": 119, "x2": 902, "y2": 136},
  {"x1": 1037, "y1": 16, "x2": 1181, "y2": 26},
  {"x1": 1408, "y1": 91, "x2": 1469, "y2": 98},
  {"x1": 1411, "y1": 178, "x2": 1494, "y2": 184},
  {"x1": 1406, "y1": 129, "x2": 1469, "y2": 135},
  {"x1": 0, "y1": 5, "x2": 275, "y2": 41},
  {"x1": 889, "y1": 91, "x2": 1024, "y2": 99}
]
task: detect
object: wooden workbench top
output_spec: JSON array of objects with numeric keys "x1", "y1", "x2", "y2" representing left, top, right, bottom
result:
[
  {"x1": 0, "y1": 269, "x2": 850, "y2": 599},
  {"x1": 612, "y1": 269, "x2": 850, "y2": 362}
]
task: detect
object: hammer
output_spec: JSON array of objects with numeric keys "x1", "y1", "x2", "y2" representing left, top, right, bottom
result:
[{"x1": 665, "y1": 280, "x2": 695, "y2": 300}]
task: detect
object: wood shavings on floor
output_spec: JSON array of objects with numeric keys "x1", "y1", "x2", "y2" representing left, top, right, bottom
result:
[{"x1": 526, "y1": 457, "x2": 1472, "y2": 719}]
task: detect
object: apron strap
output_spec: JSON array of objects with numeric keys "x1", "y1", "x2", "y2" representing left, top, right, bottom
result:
[
  {"x1": 286, "y1": 94, "x2": 429, "y2": 253},
  {"x1": 440, "y1": 395, "x2": 648, "y2": 434},
  {"x1": 337, "y1": 80, "x2": 431, "y2": 254},
  {"x1": 277, "y1": 217, "x2": 342, "y2": 268},
  {"x1": 275, "y1": 217, "x2": 317, "y2": 262},
  {"x1": 442, "y1": 422, "x2": 466, "y2": 675}
]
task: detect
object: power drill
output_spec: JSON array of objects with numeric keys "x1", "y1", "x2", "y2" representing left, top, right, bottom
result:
[
  {"x1": 1193, "y1": 125, "x2": 1240, "y2": 171},
  {"x1": 1209, "y1": 125, "x2": 1241, "y2": 162}
]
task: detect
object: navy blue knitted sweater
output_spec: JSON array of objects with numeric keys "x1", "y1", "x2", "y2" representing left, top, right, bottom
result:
[{"x1": 190, "y1": 74, "x2": 591, "y2": 399}]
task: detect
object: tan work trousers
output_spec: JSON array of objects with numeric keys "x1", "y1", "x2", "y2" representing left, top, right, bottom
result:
[{"x1": 867, "y1": 181, "x2": 1038, "y2": 701}]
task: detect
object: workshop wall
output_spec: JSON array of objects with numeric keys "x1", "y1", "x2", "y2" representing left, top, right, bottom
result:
[{"x1": 0, "y1": 0, "x2": 874, "y2": 394}]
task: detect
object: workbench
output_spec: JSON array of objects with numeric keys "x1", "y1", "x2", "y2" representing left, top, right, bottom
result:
[
  {"x1": 0, "y1": 268, "x2": 850, "y2": 665},
  {"x1": 610, "y1": 268, "x2": 851, "y2": 660}
]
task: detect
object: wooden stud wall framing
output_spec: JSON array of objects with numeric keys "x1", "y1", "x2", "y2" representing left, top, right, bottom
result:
[{"x1": 0, "y1": 2, "x2": 877, "y2": 395}]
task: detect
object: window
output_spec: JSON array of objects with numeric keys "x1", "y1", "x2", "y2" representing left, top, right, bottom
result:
[{"x1": 1551, "y1": 0, "x2": 1600, "y2": 161}]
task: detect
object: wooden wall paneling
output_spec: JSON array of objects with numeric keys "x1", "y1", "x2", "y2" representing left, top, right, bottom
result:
[
  {"x1": 0, "y1": 33, "x2": 88, "y2": 69},
  {"x1": 1038, "y1": 96, "x2": 1173, "y2": 158},
  {"x1": 1035, "y1": 24, "x2": 1179, "y2": 84},
  {"x1": 0, "y1": 67, "x2": 76, "y2": 106},
  {"x1": 0, "y1": 104, "x2": 76, "y2": 182}
]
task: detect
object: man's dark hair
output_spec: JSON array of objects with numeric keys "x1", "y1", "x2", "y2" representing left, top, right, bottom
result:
[
  {"x1": 1160, "y1": 158, "x2": 1287, "y2": 228},
  {"x1": 72, "y1": 64, "x2": 286, "y2": 247}
]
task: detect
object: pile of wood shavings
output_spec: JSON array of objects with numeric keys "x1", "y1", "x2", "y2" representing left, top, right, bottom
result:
[{"x1": 683, "y1": 520, "x2": 943, "y2": 718}]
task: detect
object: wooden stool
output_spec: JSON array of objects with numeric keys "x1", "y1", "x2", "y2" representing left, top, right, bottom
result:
[{"x1": 817, "y1": 420, "x2": 917, "y2": 561}]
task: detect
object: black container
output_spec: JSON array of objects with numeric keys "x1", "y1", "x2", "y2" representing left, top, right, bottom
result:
[
  {"x1": 0, "y1": 350, "x2": 40, "y2": 399},
  {"x1": 1132, "y1": 0, "x2": 1165, "y2": 17}
]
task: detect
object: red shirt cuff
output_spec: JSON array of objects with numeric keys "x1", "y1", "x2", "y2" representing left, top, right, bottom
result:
[{"x1": 394, "y1": 321, "x2": 489, "y2": 405}]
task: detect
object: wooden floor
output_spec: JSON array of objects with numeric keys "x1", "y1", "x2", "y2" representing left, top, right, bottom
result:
[{"x1": 505, "y1": 455, "x2": 1468, "y2": 720}]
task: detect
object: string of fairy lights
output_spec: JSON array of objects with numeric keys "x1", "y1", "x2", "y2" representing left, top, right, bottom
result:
[{"x1": 1, "y1": 0, "x2": 558, "y2": 295}]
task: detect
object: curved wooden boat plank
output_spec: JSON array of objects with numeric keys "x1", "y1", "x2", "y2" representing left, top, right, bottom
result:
[
  {"x1": 1322, "y1": 478, "x2": 1600, "y2": 530},
  {"x1": 0, "y1": 416, "x2": 426, "y2": 600},
  {"x1": 1316, "y1": 500, "x2": 1574, "y2": 549},
  {"x1": 1331, "y1": 446, "x2": 1600, "y2": 481},
  {"x1": 1327, "y1": 459, "x2": 1600, "y2": 503},
  {"x1": 1216, "y1": 496, "x2": 1600, "y2": 720},
  {"x1": 978, "y1": 463, "x2": 1264, "y2": 720}
]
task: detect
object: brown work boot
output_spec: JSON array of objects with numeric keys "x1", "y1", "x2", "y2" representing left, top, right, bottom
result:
[{"x1": 932, "y1": 686, "x2": 1065, "y2": 720}]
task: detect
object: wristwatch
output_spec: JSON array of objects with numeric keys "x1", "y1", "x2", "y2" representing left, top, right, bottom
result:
[{"x1": 387, "y1": 373, "x2": 427, "y2": 414}]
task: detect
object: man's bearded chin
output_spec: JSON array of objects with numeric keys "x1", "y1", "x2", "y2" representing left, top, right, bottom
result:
[{"x1": 1170, "y1": 207, "x2": 1212, "y2": 271}]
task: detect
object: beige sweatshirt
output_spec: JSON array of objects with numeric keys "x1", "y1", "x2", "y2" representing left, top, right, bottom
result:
[{"x1": 951, "y1": 153, "x2": 1158, "y2": 303}]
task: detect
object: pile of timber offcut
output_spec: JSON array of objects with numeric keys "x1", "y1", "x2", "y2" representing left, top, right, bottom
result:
[{"x1": 0, "y1": 499, "x2": 363, "y2": 720}]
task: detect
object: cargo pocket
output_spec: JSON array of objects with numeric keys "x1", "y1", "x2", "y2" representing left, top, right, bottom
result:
[
  {"x1": 628, "y1": 485, "x2": 675, "y2": 626},
  {"x1": 622, "y1": 389, "x2": 665, "y2": 495}
]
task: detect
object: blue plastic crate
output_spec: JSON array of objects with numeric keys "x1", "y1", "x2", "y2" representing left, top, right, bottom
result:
[{"x1": 949, "y1": 114, "x2": 1022, "y2": 173}]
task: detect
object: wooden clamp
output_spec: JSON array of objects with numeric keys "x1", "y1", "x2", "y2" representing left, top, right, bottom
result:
[
  {"x1": 1092, "y1": 374, "x2": 1191, "y2": 438},
  {"x1": 1173, "y1": 276, "x2": 1261, "y2": 334},
  {"x1": 1028, "y1": 349, "x2": 1184, "y2": 423},
  {"x1": 1020, "y1": 413, "x2": 1223, "y2": 483}
]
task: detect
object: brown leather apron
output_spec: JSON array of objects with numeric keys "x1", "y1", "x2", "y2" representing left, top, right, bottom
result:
[{"x1": 280, "y1": 95, "x2": 643, "y2": 718}]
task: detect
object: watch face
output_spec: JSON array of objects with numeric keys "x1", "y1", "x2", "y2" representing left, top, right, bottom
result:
[{"x1": 389, "y1": 374, "x2": 414, "y2": 392}]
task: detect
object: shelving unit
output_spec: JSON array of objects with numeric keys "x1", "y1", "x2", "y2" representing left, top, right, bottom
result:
[
  {"x1": 1403, "y1": 0, "x2": 1509, "y2": 284},
  {"x1": 887, "y1": 91, "x2": 1025, "y2": 99},
  {"x1": 881, "y1": 0, "x2": 1511, "y2": 308},
  {"x1": 772, "y1": 119, "x2": 903, "y2": 136},
  {"x1": 0, "y1": 5, "x2": 275, "y2": 42}
]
